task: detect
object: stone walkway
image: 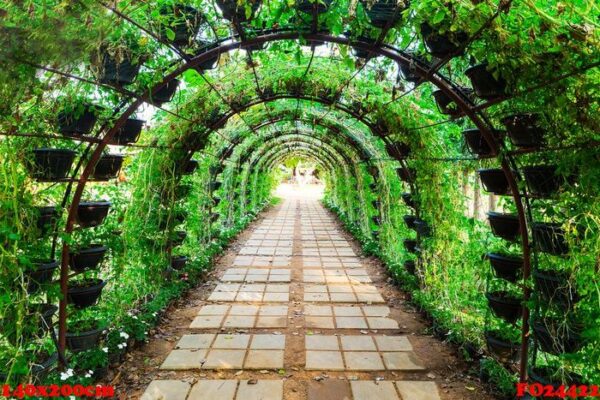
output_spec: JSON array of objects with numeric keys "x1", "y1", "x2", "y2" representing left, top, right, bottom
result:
[{"x1": 138, "y1": 186, "x2": 487, "y2": 400}]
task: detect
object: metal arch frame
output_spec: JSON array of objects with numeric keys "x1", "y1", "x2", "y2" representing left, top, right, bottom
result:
[{"x1": 55, "y1": 32, "x2": 531, "y2": 381}]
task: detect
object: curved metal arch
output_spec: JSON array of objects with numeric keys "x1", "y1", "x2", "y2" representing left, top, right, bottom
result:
[{"x1": 57, "y1": 31, "x2": 531, "y2": 378}]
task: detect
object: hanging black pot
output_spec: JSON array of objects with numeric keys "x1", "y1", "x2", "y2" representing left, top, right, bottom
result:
[
  {"x1": 533, "y1": 269, "x2": 579, "y2": 309},
  {"x1": 69, "y1": 245, "x2": 107, "y2": 272},
  {"x1": 171, "y1": 255, "x2": 188, "y2": 270},
  {"x1": 360, "y1": 0, "x2": 406, "y2": 28},
  {"x1": 210, "y1": 164, "x2": 224, "y2": 176},
  {"x1": 36, "y1": 206, "x2": 61, "y2": 235},
  {"x1": 76, "y1": 201, "x2": 111, "y2": 228},
  {"x1": 386, "y1": 141, "x2": 411, "y2": 159},
  {"x1": 533, "y1": 318, "x2": 583, "y2": 355},
  {"x1": 371, "y1": 216, "x2": 381, "y2": 225},
  {"x1": 464, "y1": 64, "x2": 507, "y2": 100},
  {"x1": 99, "y1": 54, "x2": 141, "y2": 86},
  {"x1": 182, "y1": 159, "x2": 199, "y2": 175},
  {"x1": 396, "y1": 167, "x2": 415, "y2": 182},
  {"x1": 210, "y1": 181, "x2": 222, "y2": 191},
  {"x1": 92, "y1": 154, "x2": 125, "y2": 181},
  {"x1": 414, "y1": 219, "x2": 432, "y2": 237},
  {"x1": 66, "y1": 325, "x2": 105, "y2": 352},
  {"x1": 487, "y1": 212, "x2": 521, "y2": 241},
  {"x1": 149, "y1": 79, "x2": 180, "y2": 107},
  {"x1": 463, "y1": 129, "x2": 502, "y2": 157},
  {"x1": 398, "y1": 54, "x2": 427, "y2": 83},
  {"x1": 34, "y1": 303, "x2": 58, "y2": 334},
  {"x1": 401, "y1": 192, "x2": 415, "y2": 208},
  {"x1": 403, "y1": 214, "x2": 417, "y2": 229},
  {"x1": 478, "y1": 169, "x2": 510, "y2": 195},
  {"x1": 31, "y1": 352, "x2": 59, "y2": 383},
  {"x1": 158, "y1": 5, "x2": 203, "y2": 46},
  {"x1": 212, "y1": 196, "x2": 221, "y2": 206},
  {"x1": 404, "y1": 260, "x2": 416, "y2": 275},
  {"x1": 523, "y1": 165, "x2": 561, "y2": 197},
  {"x1": 484, "y1": 330, "x2": 520, "y2": 361},
  {"x1": 298, "y1": 0, "x2": 332, "y2": 14},
  {"x1": 486, "y1": 253, "x2": 522, "y2": 283},
  {"x1": 57, "y1": 103, "x2": 101, "y2": 136},
  {"x1": 206, "y1": 108, "x2": 226, "y2": 129},
  {"x1": 343, "y1": 33, "x2": 379, "y2": 60},
  {"x1": 528, "y1": 366, "x2": 584, "y2": 400},
  {"x1": 217, "y1": 0, "x2": 260, "y2": 21},
  {"x1": 168, "y1": 230, "x2": 187, "y2": 247},
  {"x1": 420, "y1": 23, "x2": 468, "y2": 58},
  {"x1": 110, "y1": 118, "x2": 145, "y2": 145},
  {"x1": 403, "y1": 239, "x2": 418, "y2": 253},
  {"x1": 486, "y1": 291, "x2": 522, "y2": 323},
  {"x1": 28, "y1": 148, "x2": 76, "y2": 181},
  {"x1": 25, "y1": 260, "x2": 59, "y2": 292},
  {"x1": 532, "y1": 222, "x2": 569, "y2": 255},
  {"x1": 196, "y1": 41, "x2": 221, "y2": 71},
  {"x1": 432, "y1": 88, "x2": 473, "y2": 116},
  {"x1": 67, "y1": 279, "x2": 107, "y2": 308},
  {"x1": 500, "y1": 113, "x2": 545, "y2": 148}
]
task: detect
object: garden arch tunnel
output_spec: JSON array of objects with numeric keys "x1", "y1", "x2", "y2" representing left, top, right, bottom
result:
[{"x1": 1, "y1": 0, "x2": 598, "y2": 391}]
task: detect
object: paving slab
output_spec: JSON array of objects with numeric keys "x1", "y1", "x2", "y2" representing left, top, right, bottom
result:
[
  {"x1": 188, "y1": 380, "x2": 237, "y2": 400},
  {"x1": 141, "y1": 380, "x2": 191, "y2": 400},
  {"x1": 350, "y1": 381, "x2": 399, "y2": 400},
  {"x1": 395, "y1": 381, "x2": 442, "y2": 400},
  {"x1": 236, "y1": 380, "x2": 284, "y2": 400}
]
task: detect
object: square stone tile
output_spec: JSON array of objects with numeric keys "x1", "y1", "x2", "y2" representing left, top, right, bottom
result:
[
  {"x1": 330, "y1": 293, "x2": 357, "y2": 302},
  {"x1": 259, "y1": 306, "x2": 288, "y2": 316},
  {"x1": 356, "y1": 293, "x2": 385, "y2": 303},
  {"x1": 190, "y1": 315, "x2": 224, "y2": 329},
  {"x1": 197, "y1": 305, "x2": 230, "y2": 316},
  {"x1": 333, "y1": 306, "x2": 362, "y2": 316},
  {"x1": 306, "y1": 316, "x2": 334, "y2": 329},
  {"x1": 362, "y1": 306, "x2": 391, "y2": 317},
  {"x1": 142, "y1": 380, "x2": 191, "y2": 400},
  {"x1": 329, "y1": 285, "x2": 353, "y2": 293},
  {"x1": 305, "y1": 285, "x2": 327, "y2": 293},
  {"x1": 223, "y1": 315, "x2": 256, "y2": 328},
  {"x1": 344, "y1": 352, "x2": 385, "y2": 371},
  {"x1": 216, "y1": 283, "x2": 241, "y2": 292},
  {"x1": 306, "y1": 335, "x2": 339, "y2": 350},
  {"x1": 256, "y1": 316, "x2": 287, "y2": 328},
  {"x1": 176, "y1": 334, "x2": 215, "y2": 349},
  {"x1": 306, "y1": 351, "x2": 345, "y2": 371},
  {"x1": 236, "y1": 380, "x2": 283, "y2": 400},
  {"x1": 336, "y1": 317, "x2": 368, "y2": 329},
  {"x1": 304, "y1": 293, "x2": 329, "y2": 302},
  {"x1": 208, "y1": 292, "x2": 237, "y2": 302},
  {"x1": 374, "y1": 336, "x2": 413, "y2": 352},
  {"x1": 203, "y1": 349, "x2": 245, "y2": 369},
  {"x1": 230, "y1": 305, "x2": 259, "y2": 315},
  {"x1": 263, "y1": 293, "x2": 289, "y2": 302},
  {"x1": 307, "y1": 380, "x2": 352, "y2": 400},
  {"x1": 382, "y1": 352, "x2": 425, "y2": 371},
  {"x1": 188, "y1": 380, "x2": 237, "y2": 400},
  {"x1": 245, "y1": 350, "x2": 284, "y2": 369},
  {"x1": 241, "y1": 284, "x2": 265, "y2": 292},
  {"x1": 250, "y1": 334, "x2": 286, "y2": 350},
  {"x1": 395, "y1": 381, "x2": 441, "y2": 400},
  {"x1": 236, "y1": 292, "x2": 263, "y2": 301},
  {"x1": 160, "y1": 349, "x2": 207, "y2": 370},
  {"x1": 340, "y1": 336, "x2": 376, "y2": 351},
  {"x1": 367, "y1": 317, "x2": 399, "y2": 329},
  {"x1": 305, "y1": 305, "x2": 332, "y2": 316},
  {"x1": 213, "y1": 334, "x2": 250, "y2": 349},
  {"x1": 351, "y1": 381, "x2": 398, "y2": 400}
]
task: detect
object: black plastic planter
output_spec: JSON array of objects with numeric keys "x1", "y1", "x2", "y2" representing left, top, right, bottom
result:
[
  {"x1": 414, "y1": 219, "x2": 432, "y2": 237},
  {"x1": 99, "y1": 54, "x2": 141, "y2": 86},
  {"x1": 211, "y1": 212, "x2": 220, "y2": 223},
  {"x1": 404, "y1": 260, "x2": 416, "y2": 275},
  {"x1": 372, "y1": 216, "x2": 381, "y2": 225},
  {"x1": 36, "y1": 206, "x2": 61, "y2": 235},
  {"x1": 533, "y1": 318, "x2": 583, "y2": 355},
  {"x1": 403, "y1": 214, "x2": 417, "y2": 229},
  {"x1": 110, "y1": 118, "x2": 145, "y2": 145},
  {"x1": 486, "y1": 291, "x2": 522, "y2": 323},
  {"x1": 369, "y1": 182, "x2": 378, "y2": 191},
  {"x1": 396, "y1": 167, "x2": 415, "y2": 183},
  {"x1": 464, "y1": 64, "x2": 506, "y2": 100},
  {"x1": 486, "y1": 253, "x2": 522, "y2": 283},
  {"x1": 403, "y1": 239, "x2": 418, "y2": 253},
  {"x1": 372, "y1": 200, "x2": 381, "y2": 209},
  {"x1": 500, "y1": 113, "x2": 545, "y2": 148},
  {"x1": 31, "y1": 352, "x2": 59, "y2": 383},
  {"x1": 533, "y1": 269, "x2": 579, "y2": 309},
  {"x1": 210, "y1": 165, "x2": 224, "y2": 176},
  {"x1": 463, "y1": 129, "x2": 501, "y2": 157},
  {"x1": 401, "y1": 192, "x2": 415, "y2": 208},
  {"x1": 36, "y1": 303, "x2": 58, "y2": 333},
  {"x1": 67, "y1": 279, "x2": 107, "y2": 308},
  {"x1": 484, "y1": 330, "x2": 520, "y2": 361},
  {"x1": 92, "y1": 154, "x2": 125, "y2": 181},
  {"x1": 360, "y1": 0, "x2": 406, "y2": 28},
  {"x1": 210, "y1": 181, "x2": 222, "y2": 191},
  {"x1": 57, "y1": 104, "x2": 100, "y2": 136},
  {"x1": 149, "y1": 79, "x2": 180, "y2": 106},
  {"x1": 487, "y1": 212, "x2": 521, "y2": 241},
  {"x1": 523, "y1": 165, "x2": 561, "y2": 197},
  {"x1": 69, "y1": 245, "x2": 107, "y2": 272},
  {"x1": 212, "y1": 196, "x2": 221, "y2": 206},
  {"x1": 158, "y1": 5, "x2": 203, "y2": 46},
  {"x1": 76, "y1": 201, "x2": 111, "y2": 228},
  {"x1": 420, "y1": 23, "x2": 468, "y2": 58},
  {"x1": 432, "y1": 88, "x2": 472, "y2": 116},
  {"x1": 386, "y1": 141, "x2": 411, "y2": 159},
  {"x1": 28, "y1": 148, "x2": 76, "y2": 181},
  {"x1": 298, "y1": 0, "x2": 332, "y2": 14},
  {"x1": 217, "y1": 0, "x2": 260, "y2": 21},
  {"x1": 528, "y1": 366, "x2": 584, "y2": 399},
  {"x1": 66, "y1": 326, "x2": 104, "y2": 352},
  {"x1": 171, "y1": 255, "x2": 188, "y2": 270},
  {"x1": 532, "y1": 222, "x2": 569, "y2": 255},
  {"x1": 182, "y1": 159, "x2": 199, "y2": 175},
  {"x1": 478, "y1": 169, "x2": 510, "y2": 195},
  {"x1": 25, "y1": 260, "x2": 59, "y2": 292}
]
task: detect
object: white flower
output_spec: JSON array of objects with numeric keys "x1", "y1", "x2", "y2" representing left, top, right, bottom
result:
[
  {"x1": 102, "y1": 347, "x2": 108, "y2": 353},
  {"x1": 60, "y1": 369, "x2": 74, "y2": 380},
  {"x1": 117, "y1": 343, "x2": 124, "y2": 349},
  {"x1": 84, "y1": 372, "x2": 92, "y2": 378},
  {"x1": 132, "y1": 316, "x2": 138, "y2": 320},
  {"x1": 120, "y1": 332, "x2": 129, "y2": 339}
]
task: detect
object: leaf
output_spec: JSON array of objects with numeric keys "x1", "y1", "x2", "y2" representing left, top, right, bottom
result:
[
  {"x1": 432, "y1": 10, "x2": 446, "y2": 25},
  {"x1": 165, "y1": 28, "x2": 176, "y2": 42}
]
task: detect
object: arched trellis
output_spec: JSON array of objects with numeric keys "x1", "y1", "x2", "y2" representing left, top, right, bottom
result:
[{"x1": 49, "y1": 31, "x2": 533, "y2": 380}]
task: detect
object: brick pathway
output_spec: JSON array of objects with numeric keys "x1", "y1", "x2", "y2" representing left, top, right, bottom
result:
[{"x1": 141, "y1": 186, "x2": 443, "y2": 400}]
